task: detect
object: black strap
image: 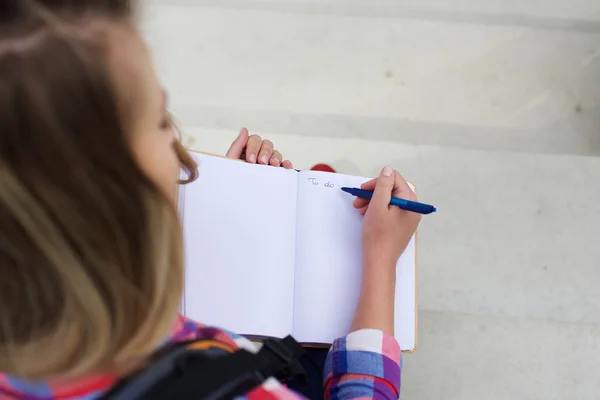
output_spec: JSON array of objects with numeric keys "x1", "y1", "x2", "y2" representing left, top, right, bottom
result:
[
  {"x1": 259, "y1": 336, "x2": 307, "y2": 383},
  {"x1": 101, "y1": 336, "x2": 307, "y2": 400}
]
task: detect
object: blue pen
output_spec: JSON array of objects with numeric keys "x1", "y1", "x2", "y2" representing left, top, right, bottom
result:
[{"x1": 341, "y1": 187, "x2": 437, "y2": 215}]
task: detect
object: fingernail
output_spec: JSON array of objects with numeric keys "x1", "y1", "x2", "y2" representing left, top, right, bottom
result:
[
  {"x1": 238, "y1": 128, "x2": 244, "y2": 137},
  {"x1": 382, "y1": 166, "x2": 393, "y2": 177},
  {"x1": 272, "y1": 158, "x2": 280, "y2": 165},
  {"x1": 260, "y1": 155, "x2": 268, "y2": 164},
  {"x1": 249, "y1": 154, "x2": 256, "y2": 163}
]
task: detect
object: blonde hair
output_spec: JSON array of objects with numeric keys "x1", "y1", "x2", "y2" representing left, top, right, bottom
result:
[{"x1": 0, "y1": 1, "x2": 197, "y2": 379}]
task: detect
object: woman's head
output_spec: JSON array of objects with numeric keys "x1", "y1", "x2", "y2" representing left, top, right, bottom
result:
[{"x1": 0, "y1": 1, "x2": 196, "y2": 378}]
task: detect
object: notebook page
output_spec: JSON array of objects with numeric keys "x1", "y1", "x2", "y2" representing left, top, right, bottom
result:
[
  {"x1": 180, "y1": 153, "x2": 298, "y2": 338},
  {"x1": 292, "y1": 171, "x2": 416, "y2": 351}
]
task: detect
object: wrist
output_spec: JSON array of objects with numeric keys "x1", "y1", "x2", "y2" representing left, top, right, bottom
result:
[
  {"x1": 362, "y1": 259, "x2": 397, "y2": 288},
  {"x1": 363, "y1": 253, "x2": 398, "y2": 275}
]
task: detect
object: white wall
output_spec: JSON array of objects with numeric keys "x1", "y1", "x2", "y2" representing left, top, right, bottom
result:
[{"x1": 142, "y1": 1, "x2": 600, "y2": 398}]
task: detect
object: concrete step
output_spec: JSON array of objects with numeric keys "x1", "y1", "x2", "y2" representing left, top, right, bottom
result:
[
  {"x1": 142, "y1": 2, "x2": 600, "y2": 156},
  {"x1": 404, "y1": 310, "x2": 600, "y2": 400},
  {"x1": 149, "y1": 0, "x2": 600, "y2": 25}
]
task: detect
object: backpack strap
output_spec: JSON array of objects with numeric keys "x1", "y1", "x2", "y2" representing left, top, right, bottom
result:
[{"x1": 101, "y1": 336, "x2": 307, "y2": 400}]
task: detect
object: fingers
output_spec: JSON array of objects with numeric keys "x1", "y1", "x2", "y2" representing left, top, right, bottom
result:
[
  {"x1": 257, "y1": 139, "x2": 274, "y2": 165},
  {"x1": 370, "y1": 166, "x2": 396, "y2": 208},
  {"x1": 353, "y1": 197, "x2": 369, "y2": 209},
  {"x1": 354, "y1": 170, "x2": 393, "y2": 210},
  {"x1": 360, "y1": 178, "x2": 377, "y2": 191},
  {"x1": 354, "y1": 169, "x2": 414, "y2": 211},
  {"x1": 392, "y1": 170, "x2": 414, "y2": 199},
  {"x1": 245, "y1": 134, "x2": 263, "y2": 163},
  {"x1": 230, "y1": 128, "x2": 292, "y2": 168},
  {"x1": 264, "y1": 143, "x2": 291, "y2": 168},
  {"x1": 357, "y1": 170, "x2": 411, "y2": 214},
  {"x1": 354, "y1": 178, "x2": 380, "y2": 209},
  {"x1": 269, "y1": 149, "x2": 282, "y2": 167},
  {"x1": 226, "y1": 128, "x2": 249, "y2": 159}
]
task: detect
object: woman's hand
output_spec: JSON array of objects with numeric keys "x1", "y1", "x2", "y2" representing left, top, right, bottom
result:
[
  {"x1": 226, "y1": 128, "x2": 293, "y2": 169},
  {"x1": 351, "y1": 166, "x2": 421, "y2": 336},
  {"x1": 355, "y1": 166, "x2": 421, "y2": 266}
]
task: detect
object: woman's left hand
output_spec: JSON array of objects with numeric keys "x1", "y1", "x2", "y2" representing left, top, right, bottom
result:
[{"x1": 226, "y1": 128, "x2": 293, "y2": 169}]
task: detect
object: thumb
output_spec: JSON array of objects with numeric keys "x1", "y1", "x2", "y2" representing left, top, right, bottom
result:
[
  {"x1": 371, "y1": 166, "x2": 395, "y2": 208},
  {"x1": 226, "y1": 128, "x2": 249, "y2": 159}
]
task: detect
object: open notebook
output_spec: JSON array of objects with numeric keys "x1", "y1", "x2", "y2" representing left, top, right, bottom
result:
[{"x1": 178, "y1": 153, "x2": 417, "y2": 351}]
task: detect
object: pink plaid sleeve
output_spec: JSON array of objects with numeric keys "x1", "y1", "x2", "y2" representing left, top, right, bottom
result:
[{"x1": 324, "y1": 329, "x2": 402, "y2": 400}]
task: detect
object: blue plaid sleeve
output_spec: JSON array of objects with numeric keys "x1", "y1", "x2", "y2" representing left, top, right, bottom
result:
[{"x1": 323, "y1": 329, "x2": 402, "y2": 399}]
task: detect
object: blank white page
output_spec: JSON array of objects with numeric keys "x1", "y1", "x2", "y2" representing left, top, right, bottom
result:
[
  {"x1": 292, "y1": 171, "x2": 417, "y2": 351},
  {"x1": 179, "y1": 153, "x2": 298, "y2": 338}
]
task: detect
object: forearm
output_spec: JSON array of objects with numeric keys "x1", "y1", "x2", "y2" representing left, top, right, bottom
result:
[
  {"x1": 324, "y1": 259, "x2": 401, "y2": 399},
  {"x1": 350, "y1": 258, "x2": 397, "y2": 336}
]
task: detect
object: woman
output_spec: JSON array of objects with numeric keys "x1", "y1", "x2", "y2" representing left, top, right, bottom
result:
[{"x1": 0, "y1": 1, "x2": 420, "y2": 399}]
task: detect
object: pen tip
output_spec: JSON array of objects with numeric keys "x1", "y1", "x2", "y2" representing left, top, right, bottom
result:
[
  {"x1": 340, "y1": 187, "x2": 351, "y2": 194},
  {"x1": 432, "y1": 207, "x2": 437, "y2": 212}
]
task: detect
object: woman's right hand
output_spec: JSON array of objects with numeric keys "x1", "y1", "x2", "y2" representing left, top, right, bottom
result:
[
  {"x1": 350, "y1": 166, "x2": 421, "y2": 336},
  {"x1": 354, "y1": 166, "x2": 421, "y2": 267}
]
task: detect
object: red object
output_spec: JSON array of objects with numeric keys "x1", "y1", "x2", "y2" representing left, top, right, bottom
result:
[{"x1": 310, "y1": 163, "x2": 336, "y2": 173}]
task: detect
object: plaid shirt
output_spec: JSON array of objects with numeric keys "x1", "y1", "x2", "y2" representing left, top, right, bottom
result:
[{"x1": 0, "y1": 315, "x2": 401, "y2": 400}]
